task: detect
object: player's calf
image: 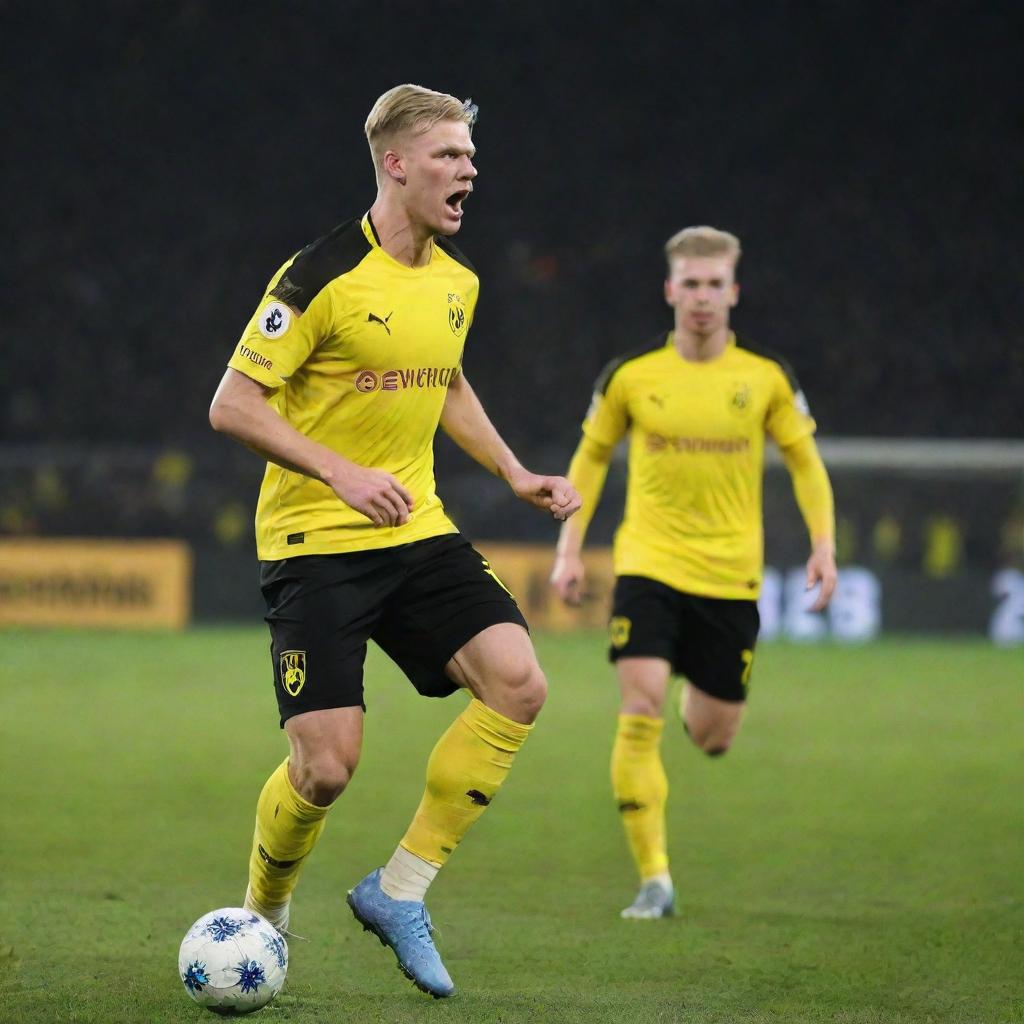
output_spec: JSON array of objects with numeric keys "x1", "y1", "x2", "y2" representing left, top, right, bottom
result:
[
  {"x1": 246, "y1": 759, "x2": 330, "y2": 939},
  {"x1": 679, "y1": 684, "x2": 744, "y2": 756},
  {"x1": 682, "y1": 719, "x2": 734, "y2": 757}
]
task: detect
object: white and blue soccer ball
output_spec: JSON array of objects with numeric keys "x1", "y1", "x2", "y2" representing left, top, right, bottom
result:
[{"x1": 178, "y1": 907, "x2": 287, "y2": 1014}]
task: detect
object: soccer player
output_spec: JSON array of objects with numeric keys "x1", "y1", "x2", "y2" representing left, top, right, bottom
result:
[
  {"x1": 209, "y1": 84, "x2": 581, "y2": 997},
  {"x1": 550, "y1": 226, "x2": 837, "y2": 919}
]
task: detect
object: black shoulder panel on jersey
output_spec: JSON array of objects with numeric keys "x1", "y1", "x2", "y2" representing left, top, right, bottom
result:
[
  {"x1": 594, "y1": 334, "x2": 666, "y2": 395},
  {"x1": 734, "y1": 336, "x2": 802, "y2": 392},
  {"x1": 435, "y1": 235, "x2": 477, "y2": 275},
  {"x1": 269, "y1": 218, "x2": 371, "y2": 313}
]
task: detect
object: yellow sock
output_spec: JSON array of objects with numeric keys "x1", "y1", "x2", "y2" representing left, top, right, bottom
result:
[
  {"x1": 400, "y1": 698, "x2": 532, "y2": 866},
  {"x1": 247, "y1": 759, "x2": 329, "y2": 909},
  {"x1": 611, "y1": 714, "x2": 669, "y2": 881}
]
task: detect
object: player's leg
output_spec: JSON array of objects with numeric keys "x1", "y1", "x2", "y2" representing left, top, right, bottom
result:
[
  {"x1": 347, "y1": 537, "x2": 538, "y2": 996},
  {"x1": 373, "y1": 538, "x2": 542, "y2": 893},
  {"x1": 246, "y1": 552, "x2": 388, "y2": 934},
  {"x1": 394, "y1": 620, "x2": 542, "y2": 867},
  {"x1": 607, "y1": 577, "x2": 682, "y2": 918},
  {"x1": 676, "y1": 594, "x2": 759, "y2": 757},
  {"x1": 246, "y1": 708, "x2": 362, "y2": 933},
  {"x1": 445, "y1": 620, "x2": 546, "y2": 723},
  {"x1": 680, "y1": 684, "x2": 745, "y2": 755},
  {"x1": 347, "y1": 634, "x2": 538, "y2": 998},
  {"x1": 613, "y1": 657, "x2": 675, "y2": 918}
]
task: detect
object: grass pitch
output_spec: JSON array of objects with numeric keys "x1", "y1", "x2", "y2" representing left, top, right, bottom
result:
[{"x1": 2, "y1": 629, "x2": 1022, "y2": 1023}]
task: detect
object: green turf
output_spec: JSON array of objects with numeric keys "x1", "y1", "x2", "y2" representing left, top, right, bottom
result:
[{"x1": 2, "y1": 629, "x2": 1022, "y2": 1023}]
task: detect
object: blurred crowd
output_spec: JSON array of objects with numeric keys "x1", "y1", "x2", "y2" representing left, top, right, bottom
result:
[{"x1": 6, "y1": 2, "x2": 1021, "y2": 463}]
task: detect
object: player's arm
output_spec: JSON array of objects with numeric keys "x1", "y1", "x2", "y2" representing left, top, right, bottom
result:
[
  {"x1": 766, "y1": 362, "x2": 837, "y2": 611},
  {"x1": 779, "y1": 434, "x2": 837, "y2": 611},
  {"x1": 214, "y1": 275, "x2": 414, "y2": 528},
  {"x1": 550, "y1": 435, "x2": 615, "y2": 606},
  {"x1": 209, "y1": 374, "x2": 413, "y2": 530},
  {"x1": 550, "y1": 360, "x2": 629, "y2": 606},
  {"x1": 439, "y1": 372, "x2": 581, "y2": 521}
]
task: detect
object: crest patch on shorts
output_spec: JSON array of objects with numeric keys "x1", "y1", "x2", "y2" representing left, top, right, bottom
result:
[
  {"x1": 280, "y1": 650, "x2": 307, "y2": 697},
  {"x1": 610, "y1": 616, "x2": 632, "y2": 649},
  {"x1": 258, "y1": 301, "x2": 292, "y2": 339}
]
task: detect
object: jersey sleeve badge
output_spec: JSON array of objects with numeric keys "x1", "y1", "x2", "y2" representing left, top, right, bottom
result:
[{"x1": 257, "y1": 301, "x2": 292, "y2": 340}]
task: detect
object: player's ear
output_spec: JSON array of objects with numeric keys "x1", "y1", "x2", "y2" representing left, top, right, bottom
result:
[
  {"x1": 663, "y1": 278, "x2": 674, "y2": 306},
  {"x1": 730, "y1": 282, "x2": 740, "y2": 307},
  {"x1": 382, "y1": 150, "x2": 407, "y2": 186}
]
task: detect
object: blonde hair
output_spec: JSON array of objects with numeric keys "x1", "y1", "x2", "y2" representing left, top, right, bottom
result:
[
  {"x1": 364, "y1": 84, "x2": 477, "y2": 181},
  {"x1": 664, "y1": 225, "x2": 742, "y2": 269}
]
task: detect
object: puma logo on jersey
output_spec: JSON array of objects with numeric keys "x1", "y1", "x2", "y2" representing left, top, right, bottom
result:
[
  {"x1": 648, "y1": 394, "x2": 665, "y2": 408},
  {"x1": 367, "y1": 311, "x2": 393, "y2": 335}
]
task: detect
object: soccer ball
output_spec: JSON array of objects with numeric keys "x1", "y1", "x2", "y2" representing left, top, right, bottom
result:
[{"x1": 178, "y1": 908, "x2": 287, "y2": 1014}]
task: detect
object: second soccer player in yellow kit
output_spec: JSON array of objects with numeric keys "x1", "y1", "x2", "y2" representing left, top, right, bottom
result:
[{"x1": 551, "y1": 226, "x2": 837, "y2": 918}]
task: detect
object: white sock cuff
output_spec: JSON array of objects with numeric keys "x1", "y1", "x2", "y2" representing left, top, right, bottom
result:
[{"x1": 380, "y1": 845, "x2": 440, "y2": 902}]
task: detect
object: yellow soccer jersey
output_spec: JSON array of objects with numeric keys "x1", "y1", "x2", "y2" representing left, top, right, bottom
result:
[
  {"x1": 228, "y1": 213, "x2": 478, "y2": 560},
  {"x1": 583, "y1": 332, "x2": 816, "y2": 599}
]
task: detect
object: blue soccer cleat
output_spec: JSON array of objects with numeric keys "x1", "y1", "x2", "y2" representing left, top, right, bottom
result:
[{"x1": 346, "y1": 868, "x2": 454, "y2": 998}]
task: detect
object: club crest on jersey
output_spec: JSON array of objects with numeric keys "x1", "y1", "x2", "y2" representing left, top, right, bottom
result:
[
  {"x1": 610, "y1": 616, "x2": 632, "y2": 649},
  {"x1": 280, "y1": 650, "x2": 307, "y2": 697},
  {"x1": 730, "y1": 382, "x2": 752, "y2": 415},
  {"x1": 448, "y1": 292, "x2": 467, "y2": 337},
  {"x1": 258, "y1": 301, "x2": 292, "y2": 339}
]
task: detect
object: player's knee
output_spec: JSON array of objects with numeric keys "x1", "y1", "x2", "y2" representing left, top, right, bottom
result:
[
  {"x1": 499, "y1": 660, "x2": 547, "y2": 724},
  {"x1": 518, "y1": 665, "x2": 548, "y2": 723},
  {"x1": 624, "y1": 691, "x2": 663, "y2": 718},
  {"x1": 292, "y1": 754, "x2": 357, "y2": 806}
]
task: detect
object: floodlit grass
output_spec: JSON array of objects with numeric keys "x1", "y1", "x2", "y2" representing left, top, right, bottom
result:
[{"x1": 2, "y1": 629, "x2": 1022, "y2": 1023}]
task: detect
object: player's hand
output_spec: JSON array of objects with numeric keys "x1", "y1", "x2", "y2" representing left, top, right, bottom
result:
[
  {"x1": 550, "y1": 553, "x2": 586, "y2": 607},
  {"x1": 506, "y1": 469, "x2": 582, "y2": 521},
  {"x1": 805, "y1": 540, "x2": 838, "y2": 611},
  {"x1": 329, "y1": 460, "x2": 414, "y2": 527}
]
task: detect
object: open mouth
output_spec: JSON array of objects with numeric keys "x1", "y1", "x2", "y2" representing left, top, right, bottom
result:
[{"x1": 445, "y1": 188, "x2": 471, "y2": 213}]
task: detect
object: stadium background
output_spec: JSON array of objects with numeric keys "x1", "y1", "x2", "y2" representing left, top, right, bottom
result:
[
  {"x1": 2, "y1": 0, "x2": 1022, "y2": 637},
  {"x1": 2, "y1": 0, "x2": 1022, "y2": 639}
]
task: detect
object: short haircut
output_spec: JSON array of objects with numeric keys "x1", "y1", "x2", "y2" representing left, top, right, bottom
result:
[
  {"x1": 664, "y1": 226, "x2": 742, "y2": 270},
  {"x1": 364, "y1": 84, "x2": 478, "y2": 181}
]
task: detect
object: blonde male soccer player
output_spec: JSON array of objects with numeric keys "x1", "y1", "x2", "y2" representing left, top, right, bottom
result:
[
  {"x1": 209, "y1": 84, "x2": 580, "y2": 997},
  {"x1": 550, "y1": 226, "x2": 836, "y2": 919}
]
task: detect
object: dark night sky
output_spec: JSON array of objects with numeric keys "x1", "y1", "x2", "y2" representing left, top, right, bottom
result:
[{"x1": 3, "y1": 0, "x2": 1022, "y2": 454}]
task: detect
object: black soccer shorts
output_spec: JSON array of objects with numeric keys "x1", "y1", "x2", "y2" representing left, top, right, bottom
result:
[
  {"x1": 608, "y1": 575, "x2": 760, "y2": 703},
  {"x1": 259, "y1": 534, "x2": 528, "y2": 725}
]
